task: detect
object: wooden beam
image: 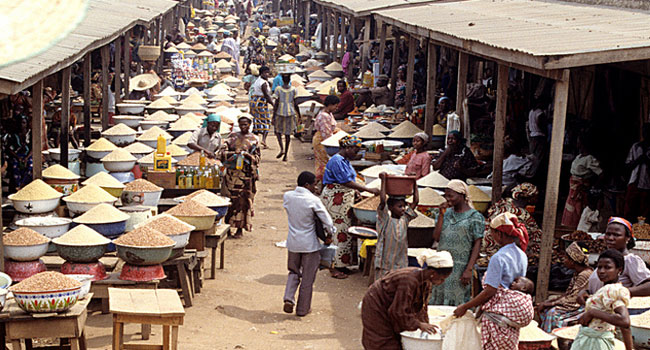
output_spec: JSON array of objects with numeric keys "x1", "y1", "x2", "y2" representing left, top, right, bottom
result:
[
  {"x1": 123, "y1": 30, "x2": 131, "y2": 94},
  {"x1": 347, "y1": 17, "x2": 356, "y2": 82},
  {"x1": 101, "y1": 45, "x2": 110, "y2": 131},
  {"x1": 405, "y1": 35, "x2": 417, "y2": 112},
  {"x1": 305, "y1": 1, "x2": 311, "y2": 42},
  {"x1": 332, "y1": 11, "x2": 339, "y2": 60},
  {"x1": 389, "y1": 31, "x2": 400, "y2": 106},
  {"x1": 456, "y1": 51, "x2": 469, "y2": 136},
  {"x1": 377, "y1": 20, "x2": 386, "y2": 75},
  {"x1": 424, "y1": 41, "x2": 437, "y2": 136},
  {"x1": 361, "y1": 17, "x2": 371, "y2": 76},
  {"x1": 60, "y1": 67, "x2": 71, "y2": 168},
  {"x1": 492, "y1": 64, "x2": 508, "y2": 202},
  {"x1": 339, "y1": 14, "x2": 345, "y2": 60},
  {"x1": 115, "y1": 37, "x2": 122, "y2": 104},
  {"x1": 536, "y1": 69, "x2": 571, "y2": 302},
  {"x1": 83, "y1": 53, "x2": 92, "y2": 147},
  {"x1": 32, "y1": 79, "x2": 43, "y2": 180}
]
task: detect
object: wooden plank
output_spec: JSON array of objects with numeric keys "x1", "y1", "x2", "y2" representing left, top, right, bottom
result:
[
  {"x1": 339, "y1": 13, "x2": 345, "y2": 60},
  {"x1": 129, "y1": 289, "x2": 161, "y2": 316},
  {"x1": 32, "y1": 79, "x2": 43, "y2": 179},
  {"x1": 101, "y1": 45, "x2": 110, "y2": 131},
  {"x1": 347, "y1": 17, "x2": 356, "y2": 82},
  {"x1": 389, "y1": 30, "x2": 400, "y2": 106},
  {"x1": 535, "y1": 69, "x2": 570, "y2": 302},
  {"x1": 60, "y1": 67, "x2": 71, "y2": 168},
  {"x1": 114, "y1": 314, "x2": 184, "y2": 326},
  {"x1": 122, "y1": 344, "x2": 162, "y2": 350},
  {"x1": 377, "y1": 20, "x2": 386, "y2": 75},
  {"x1": 492, "y1": 64, "x2": 508, "y2": 202},
  {"x1": 424, "y1": 41, "x2": 437, "y2": 136},
  {"x1": 83, "y1": 53, "x2": 92, "y2": 146},
  {"x1": 115, "y1": 37, "x2": 122, "y2": 104},
  {"x1": 5, "y1": 311, "x2": 86, "y2": 339},
  {"x1": 332, "y1": 10, "x2": 339, "y2": 60},
  {"x1": 456, "y1": 51, "x2": 469, "y2": 143},
  {"x1": 305, "y1": 1, "x2": 311, "y2": 42},
  {"x1": 162, "y1": 325, "x2": 170, "y2": 350},
  {"x1": 405, "y1": 35, "x2": 417, "y2": 112},
  {"x1": 360, "y1": 17, "x2": 371, "y2": 76},
  {"x1": 123, "y1": 30, "x2": 131, "y2": 95}
]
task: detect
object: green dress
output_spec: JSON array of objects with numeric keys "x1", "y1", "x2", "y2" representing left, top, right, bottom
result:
[{"x1": 429, "y1": 208, "x2": 485, "y2": 305}]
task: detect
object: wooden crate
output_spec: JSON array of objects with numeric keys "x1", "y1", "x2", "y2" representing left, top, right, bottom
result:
[{"x1": 147, "y1": 170, "x2": 176, "y2": 189}]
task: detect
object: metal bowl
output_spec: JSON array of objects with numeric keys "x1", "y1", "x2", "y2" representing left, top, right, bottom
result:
[
  {"x1": 15, "y1": 217, "x2": 72, "y2": 239},
  {"x1": 5, "y1": 241, "x2": 50, "y2": 261},
  {"x1": 167, "y1": 231, "x2": 191, "y2": 249},
  {"x1": 121, "y1": 189, "x2": 163, "y2": 207},
  {"x1": 54, "y1": 242, "x2": 108, "y2": 263},
  {"x1": 112, "y1": 115, "x2": 144, "y2": 129},
  {"x1": 116, "y1": 103, "x2": 145, "y2": 115},
  {"x1": 65, "y1": 274, "x2": 93, "y2": 299},
  {"x1": 631, "y1": 316, "x2": 650, "y2": 348},
  {"x1": 102, "y1": 160, "x2": 136, "y2": 172},
  {"x1": 8, "y1": 195, "x2": 62, "y2": 214},
  {"x1": 114, "y1": 243, "x2": 175, "y2": 265},
  {"x1": 170, "y1": 214, "x2": 217, "y2": 231},
  {"x1": 85, "y1": 149, "x2": 113, "y2": 160},
  {"x1": 13, "y1": 287, "x2": 81, "y2": 313},
  {"x1": 48, "y1": 148, "x2": 82, "y2": 161},
  {"x1": 63, "y1": 199, "x2": 117, "y2": 216},
  {"x1": 324, "y1": 145, "x2": 339, "y2": 156},
  {"x1": 352, "y1": 207, "x2": 377, "y2": 224},
  {"x1": 0, "y1": 272, "x2": 12, "y2": 289},
  {"x1": 74, "y1": 220, "x2": 127, "y2": 237},
  {"x1": 140, "y1": 120, "x2": 169, "y2": 130},
  {"x1": 102, "y1": 134, "x2": 136, "y2": 147}
]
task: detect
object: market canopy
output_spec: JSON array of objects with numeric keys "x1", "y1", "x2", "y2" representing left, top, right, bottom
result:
[
  {"x1": 312, "y1": 0, "x2": 438, "y2": 17},
  {"x1": 0, "y1": 0, "x2": 177, "y2": 95},
  {"x1": 373, "y1": 0, "x2": 650, "y2": 71}
]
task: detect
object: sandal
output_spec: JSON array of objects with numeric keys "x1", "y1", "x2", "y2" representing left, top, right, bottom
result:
[
  {"x1": 330, "y1": 271, "x2": 348, "y2": 279},
  {"x1": 276, "y1": 151, "x2": 284, "y2": 159}
]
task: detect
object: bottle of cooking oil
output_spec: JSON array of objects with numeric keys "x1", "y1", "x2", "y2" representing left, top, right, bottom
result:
[
  {"x1": 205, "y1": 167, "x2": 214, "y2": 189},
  {"x1": 185, "y1": 166, "x2": 193, "y2": 189},
  {"x1": 235, "y1": 152, "x2": 244, "y2": 170},
  {"x1": 192, "y1": 166, "x2": 200, "y2": 189},
  {"x1": 178, "y1": 167, "x2": 185, "y2": 189}
]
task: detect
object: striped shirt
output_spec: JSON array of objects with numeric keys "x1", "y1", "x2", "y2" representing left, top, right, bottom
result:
[
  {"x1": 273, "y1": 86, "x2": 297, "y2": 117},
  {"x1": 374, "y1": 205, "x2": 417, "y2": 278}
]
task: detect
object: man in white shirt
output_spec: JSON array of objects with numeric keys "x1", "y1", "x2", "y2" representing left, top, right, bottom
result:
[
  {"x1": 282, "y1": 171, "x2": 335, "y2": 316},
  {"x1": 527, "y1": 101, "x2": 547, "y2": 161},
  {"x1": 625, "y1": 124, "x2": 650, "y2": 219}
]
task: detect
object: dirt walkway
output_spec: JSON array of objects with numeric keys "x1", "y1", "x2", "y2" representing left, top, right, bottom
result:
[{"x1": 83, "y1": 139, "x2": 368, "y2": 349}]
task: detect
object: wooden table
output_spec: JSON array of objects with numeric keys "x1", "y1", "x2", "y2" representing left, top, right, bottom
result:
[
  {"x1": 92, "y1": 272, "x2": 159, "y2": 314},
  {"x1": 2, "y1": 293, "x2": 92, "y2": 350},
  {"x1": 205, "y1": 224, "x2": 230, "y2": 279},
  {"x1": 109, "y1": 288, "x2": 185, "y2": 350},
  {"x1": 161, "y1": 252, "x2": 198, "y2": 307}
]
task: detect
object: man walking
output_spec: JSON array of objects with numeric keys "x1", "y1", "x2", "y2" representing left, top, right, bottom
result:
[{"x1": 282, "y1": 171, "x2": 335, "y2": 316}]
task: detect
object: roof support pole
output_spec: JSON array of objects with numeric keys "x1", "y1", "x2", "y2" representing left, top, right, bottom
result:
[
  {"x1": 32, "y1": 79, "x2": 43, "y2": 180},
  {"x1": 115, "y1": 37, "x2": 122, "y2": 104},
  {"x1": 157, "y1": 17, "x2": 163, "y2": 73},
  {"x1": 424, "y1": 40, "x2": 437, "y2": 136},
  {"x1": 456, "y1": 52, "x2": 469, "y2": 139},
  {"x1": 83, "y1": 53, "x2": 92, "y2": 147},
  {"x1": 317, "y1": 5, "x2": 322, "y2": 51},
  {"x1": 101, "y1": 45, "x2": 110, "y2": 131},
  {"x1": 347, "y1": 17, "x2": 356, "y2": 82},
  {"x1": 123, "y1": 30, "x2": 131, "y2": 94},
  {"x1": 377, "y1": 20, "x2": 386, "y2": 75},
  {"x1": 332, "y1": 12, "x2": 339, "y2": 60},
  {"x1": 60, "y1": 67, "x2": 71, "y2": 168},
  {"x1": 492, "y1": 64, "x2": 508, "y2": 202},
  {"x1": 536, "y1": 69, "x2": 571, "y2": 302},
  {"x1": 326, "y1": 9, "x2": 333, "y2": 59},
  {"x1": 389, "y1": 30, "x2": 400, "y2": 106},
  {"x1": 305, "y1": 1, "x2": 311, "y2": 44},
  {"x1": 339, "y1": 14, "x2": 345, "y2": 61},
  {"x1": 361, "y1": 17, "x2": 371, "y2": 76},
  {"x1": 405, "y1": 35, "x2": 417, "y2": 113}
]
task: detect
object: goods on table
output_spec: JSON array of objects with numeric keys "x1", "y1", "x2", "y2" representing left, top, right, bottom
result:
[
  {"x1": 123, "y1": 142, "x2": 155, "y2": 154},
  {"x1": 159, "y1": 96, "x2": 179, "y2": 105},
  {"x1": 178, "y1": 152, "x2": 220, "y2": 166},
  {"x1": 633, "y1": 217, "x2": 650, "y2": 240},
  {"x1": 125, "y1": 179, "x2": 162, "y2": 192},
  {"x1": 552, "y1": 325, "x2": 580, "y2": 339},
  {"x1": 316, "y1": 78, "x2": 341, "y2": 95},
  {"x1": 166, "y1": 144, "x2": 189, "y2": 157},
  {"x1": 184, "y1": 94, "x2": 208, "y2": 105},
  {"x1": 54, "y1": 224, "x2": 111, "y2": 245},
  {"x1": 82, "y1": 172, "x2": 126, "y2": 188},
  {"x1": 138, "y1": 126, "x2": 173, "y2": 141},
  {"x1": 3, "y1": 228, "x2": 49, "y2": 246},
  {"x1": 138, "y1": 214, "x2": 195, "y2": 235},
  {"x1": 214, "y1": 60, "x2": 232, "y2": 69},
  {"x1": 42, "y1": 164, "x2": 80, "y2": 179},
  {"x1": 147, "y1": 99, "x2": 173, "y2": 109},
  {"x1": 564, "y1": 231, "x2": 606, "y2": 254},
  {"x1": 353, "y1": 128, "x2": 385, "y2": 140},
  {"x1": 408, "y1": 211, "x2": 436, "y2": 228},
  {"x1": 468, "y1": 185, "x2": 490, "y2": 202},
  {"x1": 357, "y1": 122, "x2": 391, "y2": 134},
  {"x1": 64, "y1": 184, "x2": 116, "y2": 203},
  {"x1": 10, "y1": 179, "x2": 63, "y2": 200},
  {"x1": 308, "y1": 70, "x2": 331, "y2": 80},
  {"x1": 407, "y1": 188, "x2": 445, "y2": 206},
  {"x1": 388, "y1": 121, "x2": 424, "y2": 138},
  {"x1": 185, "y1": 189, "x2": 230, "y2": 206},
  {"x1": 113, "y1": 226, "x2": 175, "y2": 247},
  {"x1": 324, "y1": 62, "x2": 343, "y2": 72},
  {"x1": 10, "y1": 271, "x2": 81, "y2": 292},
  {"x1": 172, "y1": 132, "x2": 193, "y2": 146},
  {"x1": 629, "y1": 297, "x2": 650, "y2": 309},
  {"x1": 101, "y1": 148, "x2": 137, "y2": 162},
  {"x1": 519, "y1": 321, "x2": 555, "y2": 342},
  {"x1": 86, "y1": 137, "x2": 118, "y2": 151},
  {"x1": 632, "y1": 309, "x2": 650, "y2": 327},
  {"x1": 567, "y1": 230, "x2": 592, "y2": 241},
  {"x1": 103, "y1": 123, "x2": 137, "y2": 135},
  {"x1": 145, "y1": 111, "x2": 176, "y2": 122},
  {"x1": 167, "y1": 199, "x2": 216, "y2": 216},
  {"x1": 353, "y1": 195, "x2": 381, "y2": 211},
  {"x1": 433, "y1": 124, "x2": 446, "y2": 136},
  {"x1": 73, "y1": 203, "x2": 129, "y2": 224},
  {"x1": 360, "y1": 165, "x2": 400, "y2": 179},
  {"x1": 416, "y1": 171, "x2": 450, "y2": 188},
  {"x1": 169, "y1": 117, "x2": 201, "y2": 130}
]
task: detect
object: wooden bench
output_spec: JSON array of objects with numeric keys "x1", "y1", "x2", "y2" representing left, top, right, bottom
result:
[
  {"x1": 205, "y1": 224, "x2": 230, "y2": 279},
  {"x1": 160, "y1": 252, "x2": 198, "y2": 307},
  {"x1": 110, "y1": 288, "x2": 185, "y2": 350}
]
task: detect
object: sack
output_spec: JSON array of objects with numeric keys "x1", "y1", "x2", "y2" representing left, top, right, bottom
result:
[{"x1": 441, "y1": 312, "x2": 481, "y2": 350}]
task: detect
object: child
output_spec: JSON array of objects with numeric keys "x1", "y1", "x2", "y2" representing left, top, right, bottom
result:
[
  {"x1": 374, "y1": 172, "x2": 418, "y2": 278},
  {"x1": 571, "y1": 249, "x2": 633, "y2": 350},
  {"x1": 577, "y1": 188, "x2": 602, "y2": 232},
  {"x1": 272, "y1": 73, "x2": 301, "y2": 161},
  {"x1": 511, "y1": 276, "x2": 535, "y2": 295}
]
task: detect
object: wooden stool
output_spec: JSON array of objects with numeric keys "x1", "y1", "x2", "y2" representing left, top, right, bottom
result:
[
  {"x1": 2, "y1": 294, "x2": 92, "y2": 350},
  {"x1": 109, "y1": 288, "x2": 185, "y2": 350},
  {"x1": 205, "y1": 224, "x2": 230, "y2": 279}
]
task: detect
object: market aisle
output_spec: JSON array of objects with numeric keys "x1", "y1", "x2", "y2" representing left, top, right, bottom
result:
[{"x1": 83, "y1": 140, "x2": 369, "y2": 350}]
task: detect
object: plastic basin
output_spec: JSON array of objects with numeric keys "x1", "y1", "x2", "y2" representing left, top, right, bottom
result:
[
  {"x1": 63, "y1": 199, "x2": 117, "y2": 216},
  {"x1": 352, "y1": 207, "x2": 377, "y2": 224},
  {"x1": 65, "y1": 274, "x2": 93, "y2": 299},
  {"x1": 13, "y1": 287, "x2": 81, "y2": 313},
  {"x1": 102, "y1": 134, "x2": 136, "y2": 147},
  {"x1": 168, "y1": 231, "x2": 191, "y2": 249},
  {"x1": 5, "y1": 242, "x2": 50, "y2": 262},
  {"x1": 207, "y1": 205, "x2": 230, "y2": 221},
  {"x1": 472, "y1": 200, "x2": 490, "y2": 213},
  {"x1": 48, "y1": 148, "x2": 82, "y2": 161},
  {"x1": 631, "y1": 322, "x2": 650, "y2": 348},
  {"x1": 43, "y1": 178, "x2": 79, "y2": 196},
  {"x1": 400, "y1": 330, "x2": 442, "y2": 350},
  {"x1": 171, "y1": 214, "x2": 217, "y2": 231},
  {"x1": 15, "y1": 217, "x2": 72, "y2": 239},
  {"x1": 78, "y1": 220, "x2": 127, "y2": 237},
  {"x1": 9, "y1": 195, "x2": 61, "y2": 214},
  {"x1": 115, "y1": 244, "x2": 175, "y2": 265},
  {"x1": 121, "y1": 190, "x2": 163, "y2": 207},
  {"x1": 0, "y1": 272, "x2": 12, "y2": 289},
  {"x1": 102, "y1": 160, "x2": 136, "y2": 172},
  {"x1": 112, "y1": 115, "x2": 143, "y2": 128},
  {"x1": 385, "y1": 175, "x2": 417, "y2": 196},
  {"x1": 54, "y1": 243, "x2": 108, "y2": 263},
  {"x1": 116, "y1": 103, "x2": 145, "y2": 115}
]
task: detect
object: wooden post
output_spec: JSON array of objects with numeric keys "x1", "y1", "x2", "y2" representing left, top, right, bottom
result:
[
  {"x1": 377, "y1": 20, "x2": 386, "y2": 75},
  {"x1": 492, "y1": 64, "x2": 508, "y2": 202},
  {"x1": 101, "y1": 45, "x2": 110, "y2": 131},
  {"x1": 424, "y1": 41, "x2": 437, "y2": 136},
  {"x1": 332, "y1": 12, "x2": 339, "y2": 60},
  {"x1": 317, "y1": 5, "x2": 322, "y2": 49},
  {"x1": 60, "y1": 67, "x2": 72, "y2": 168},
  {"x1": 157, "y1": 17, "x2": 163, "y2": 72},
  {"x1": 536, "y1": 69, "x2": 571, "y2": 302},
  {"x1": 405, "y1": 35, "x2": 417, "y2": 112},
  {"x1": 456, "y1": 52, "x2": 469, "y2": 136},
  {"x1": 339, "y1": 14, "x2": 345, "y2": 60},
  {"x1": 32, "y1": 80, "x2": 43, "y2": 179},
  {"x1": 83, "y1": 53, "x2": 92, "y2": 147},
  {"x1": 346, "y1": 18, "x2": 356, "y2": 82},
  {"x1": 304, "y1": 1, "x2": 311, "y2": 42},
  {"x1": 360, "y1": 17, "x2": 371, "y2": 76},
  {"x1": 123, "y1": 30, "x2": 130, "y2": 94},
  {"x1": 115, "y1": 37, "x2": 122, "y2": 104},
  {"x1": 389, "y1": 31, "x2": 400, "y2": 106}
]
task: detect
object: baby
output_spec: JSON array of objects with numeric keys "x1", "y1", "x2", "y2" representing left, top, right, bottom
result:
[{"x1": 510, "y1": 276, "x2": 535, "y2": 295}]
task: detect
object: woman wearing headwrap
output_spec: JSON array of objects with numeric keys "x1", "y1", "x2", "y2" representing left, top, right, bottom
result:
[
  {"x1": 188, "y1": 113, "x2": 223, "y2": 159},
  {"x1": 480, "y1": 182, "x2": 544, "y2": 266},
  {"x1": 453, "y1": 212, "x2": 532, "y2": 350},
  {"x1": 312, "y1": 95, "x2": 340, "y2": 181},
  {"x1": 396, "y1": 132, "x2": 432, "y2": 179},
  {"x1": 361, "y1": 250, "x2": 454, "y2": 350},
  {"x1": 430, "y1": 179, "x2": 485, "y2": 305},
  {"x1": 221, "y1": 114, "x2": 261, "y2": 239},
  {"x1": 321, "y1": 135, "x2": 380, "y2": 278},
  {"x1": 394, "y1": 65, "x2": 417, "y2": 108},
  {"x1": 432, "y1": 130, "x2": 480, "y2": 181},
  {"x1": 561, "y1": 136, "x2": 603, "y2": 228},
  {"x1": 250, "y1": 66, "x2": 274, "y2": 148},
  {"x1": 538, "y1": 242, "x2": 593, "y2": 333}
]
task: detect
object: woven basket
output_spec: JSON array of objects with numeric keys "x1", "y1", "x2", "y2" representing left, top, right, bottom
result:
[{"x1": 139, "y1": 45, "x2": 161, "y2": 61}]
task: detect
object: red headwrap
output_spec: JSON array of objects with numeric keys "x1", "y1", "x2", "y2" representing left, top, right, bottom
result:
[
  {"x1": 608, "y1": 217, "x2": 634, "y2": 237},
  {"x1": 490, "y1": 212, "x2": 529, "y2": 252}
]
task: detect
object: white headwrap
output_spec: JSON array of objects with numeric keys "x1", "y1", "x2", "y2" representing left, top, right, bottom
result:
[
  {"x1": 414, "y1": 132, "x2": 429, "y2": 143},
  {"x1": 415, "y1": 249, "x2": 453, "y2": 268}
]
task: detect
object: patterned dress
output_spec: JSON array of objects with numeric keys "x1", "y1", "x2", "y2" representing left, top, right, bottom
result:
[
  {"x1": 250, "y1": 77, "x2": 272, "y2": 135},
  {"x1": 222, "y1": 132, "x2": 260, "y2": 231},
  {"x1": 539, "y1": 268, "x2": 593, "y2": 332},
  {"x1": 429, "y1": 208, "x2": 484, "y2": 305},
  {"x1": 374, "y1": 206, "x2": 417, "y2": 278},
  {"x1": 481, "y1": 288, "x2": 534, "y2": 350},
  {"x1": 312, "y1": 110, "x2": 337, "y2": 180},
  {"x1": 273, "y1": 86, "x2": 297, "y2": 135}
]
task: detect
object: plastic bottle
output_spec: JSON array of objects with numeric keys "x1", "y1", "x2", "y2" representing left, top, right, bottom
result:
[{"x1": 235, "y1": 152, "x2": 244, "y2": 170}]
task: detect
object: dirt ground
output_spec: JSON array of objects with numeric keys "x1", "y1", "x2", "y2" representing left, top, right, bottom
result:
[{"x1": 82, "y1": 139, "x2": 368, "y2": 350}]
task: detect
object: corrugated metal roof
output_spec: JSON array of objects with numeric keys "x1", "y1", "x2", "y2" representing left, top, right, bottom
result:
[
  {"x1": 373, "y1": 0, "x2": 650, "y2": 70},
  {"x1": 0, "y1": 0, "x2": 176, "y2": 95},
  {"x1": 313, "y1": 0, "x2": 438, "y2": 17}
]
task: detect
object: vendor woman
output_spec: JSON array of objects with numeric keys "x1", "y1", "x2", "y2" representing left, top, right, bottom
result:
[
  {"x1": 361, "y1": 250, "x2": 454, "y2": 350},
  {"x1": 432, "y1": 130, "x2": 479, "y2": 181},
  {"x1": 188, "y1": 114, "x2": 222, "y2": 159},
  {"x1": 396, "y1": 132, "x2": 431, "y2": 179},
  {"x1": 321, "y1": 135, "x2": 379, "y2": 279}
]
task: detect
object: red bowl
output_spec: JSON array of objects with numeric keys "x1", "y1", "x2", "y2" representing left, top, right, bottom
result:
[
  {"x1": 5, "y1": 259, "x2": 46, "y2": 282},
  {"x1": 119, "y1": 264, "x2": 165, "y2": 282},
  {"x1": 61, "y1": 261, "x2": 108, "y2": 281}
]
